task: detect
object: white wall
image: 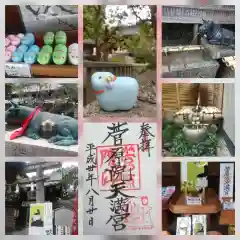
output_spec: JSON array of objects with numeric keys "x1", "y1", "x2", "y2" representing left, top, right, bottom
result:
[
  {"x1": 54, "y1": 208, "x2": 73, "y2": 227},
  {"x1": 222, "y1": 84, "x2": 235, "y2": 145}
]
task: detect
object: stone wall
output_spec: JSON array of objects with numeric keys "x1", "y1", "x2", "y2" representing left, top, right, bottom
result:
[
  {"x1": 162, "y1": 6, "x2": 235, "y2": 24},
  {"x1": 19, "y1": 5, "x2": 78, "y2": 32}
]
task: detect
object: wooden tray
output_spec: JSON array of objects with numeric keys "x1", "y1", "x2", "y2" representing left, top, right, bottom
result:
[{"x1": 169, "y1": 188, "x2": 221, "y2": 214}]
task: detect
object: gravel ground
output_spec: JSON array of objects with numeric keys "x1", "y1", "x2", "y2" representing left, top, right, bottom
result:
[{"x1": 84, "y1": 99, "x2": 156, "y2": 118}]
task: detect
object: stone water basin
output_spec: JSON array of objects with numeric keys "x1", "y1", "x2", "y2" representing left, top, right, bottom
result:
[
  {"x1": 182, "y1": 124, "x2": 208, "y2": 143},
  {"x1": 162, "y1": 45, "x2": 219, "y2": 78}
]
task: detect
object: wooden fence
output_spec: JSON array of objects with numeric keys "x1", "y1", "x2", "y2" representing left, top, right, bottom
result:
[{"x1": 162, "y1": 83, "x2": 224, "y2": 112}]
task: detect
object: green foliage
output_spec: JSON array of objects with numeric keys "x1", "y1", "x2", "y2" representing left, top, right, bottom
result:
[
  {"x1": 163, "y1": 122, "x2": 218, "y2": 156},
  {"x1": 124, "y1": 23, "x2": 156, "y2": 68},
  {"x1": 83, "y1": 5, "x2": 121, "y2": 57},
  {"x1": 5, "y1": 191, "x2": 20, "y2": 202},
  {"x1": 5, "y1": 83, "x2": 78, "y2": 119},
  {"x1": 83, "y1": 5, "x2": 156, "y2": 65},
  {"x1": 83, "y1": 5, "x2": 106, "y2": 40}
]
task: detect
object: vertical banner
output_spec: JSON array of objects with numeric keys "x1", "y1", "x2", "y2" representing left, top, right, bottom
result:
[
  {"x1": 72, "y1": 188, "x2": 78, "y2": 235},
  {"x1": 29, "y1": 202, "x2": 53, "y2": 235},
  {"x1": 219, "y1": 163, "x2": 234, "y2": 202},
  {"x1": 83, "y1": 122, "x2": 157, "y2": 235}
]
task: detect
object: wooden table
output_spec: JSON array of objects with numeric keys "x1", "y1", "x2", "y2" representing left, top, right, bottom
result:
[
  {"x1": 169, "y1": 189, "x2": 221, "y2": 214},
  {"x1": 219, "y1": 210, "x2": 235, "y2": 225}
]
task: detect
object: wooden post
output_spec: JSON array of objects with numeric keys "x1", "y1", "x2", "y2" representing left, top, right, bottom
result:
[
  {"x1": 176, "y1": 83, "x2": 181, "y2": 110},
  {"x1": 192, "y1": 24, "x2": 199, "y2": 45},
  {"x1": 36, "y1": 165, "x2": 45, "y2": 203}
]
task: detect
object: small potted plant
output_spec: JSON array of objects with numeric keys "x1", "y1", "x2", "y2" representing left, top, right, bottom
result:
[{"x1": 182, "y1": 181, "x2": 203, "y2": 205}]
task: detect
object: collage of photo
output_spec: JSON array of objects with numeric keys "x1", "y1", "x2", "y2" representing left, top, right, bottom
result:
[{"x1": 4, "y1": 4, "x2": 235, "y2": 237}]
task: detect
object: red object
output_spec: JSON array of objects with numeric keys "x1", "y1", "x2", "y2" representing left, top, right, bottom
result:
[
  {"x1": 10, "y1": 107, "x2": 41, "y2": 140},
  {"x1": 72, "y1": 189, "x2": 78, "y2": 235},
  {"x1": 94, "y1": 89, "x2": 105, "y2": 95}
]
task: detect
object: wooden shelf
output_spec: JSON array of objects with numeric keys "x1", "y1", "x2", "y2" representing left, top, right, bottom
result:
[
  {"x1": 219, "y1": 210, "x2": 235, "y2": 225},
  {"x1": 31, "y1": 64, "x2": 78, "y2": 78},
  {"x1": 169, "y1": 188, "x2": 221, "y2": 214}
]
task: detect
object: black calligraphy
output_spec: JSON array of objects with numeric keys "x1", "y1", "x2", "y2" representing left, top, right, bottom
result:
[
  {"x1": 139, "y1": 123, "x2": 155, "y2": 157},
  {"x1": 102, "y1": 122, "x2": 129, "y2": 146},
  {"x1": 103, "y1": 122, "x2": 134, "y2": 231},
  {"x1": 85, "y1": 143, "x2": 99, "y2": 227},
  {"x1": 223, "y1": 166, "x2": 231, "y2": 196}
]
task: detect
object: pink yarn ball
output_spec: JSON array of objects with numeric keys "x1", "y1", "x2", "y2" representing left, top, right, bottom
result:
[
  {"x1": 5, "y1": 38, "x2": 10, "y2": 47},
  {"x1": 5, "y1": 50, "x2": 12, "y2": 62},
  {"x1": 6, "y1": 45, "x2": 17, "y2": 53},
  {"x1": 7, "y1": 35, "x2": 15, "y2": 40},
  {"x1": 11, "y1": 37, "x2": 21, "y2": 46}
]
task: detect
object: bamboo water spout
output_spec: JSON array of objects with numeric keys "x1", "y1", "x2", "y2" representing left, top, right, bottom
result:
[{"x1": 174, "y1": 91, "x2": 221, "y2": 143}]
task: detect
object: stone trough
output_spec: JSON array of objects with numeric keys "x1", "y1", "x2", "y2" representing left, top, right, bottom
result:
[
  {"x1": 162, "y1": 6, "x2": 235, "y2": 78},
  {"x1": 5, "y1": 131, "x2": 78, "y2": 157},
  {"x1": 162, "y1": 45, "x2": 220, "y2": 78}
]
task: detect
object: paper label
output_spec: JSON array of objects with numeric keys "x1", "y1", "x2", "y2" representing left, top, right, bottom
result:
[
  {"x1": 192, "y1": 215, "x2": 207, "y2": 235},
  {"x1": 186, "y1": 196, "x2": 202, "y2": 205},
  {"x1": 5, "y1": 63, "x2": 32, "y2": 77},
  {"x1": 176, "y1": 217, "x2": 191, "y2": 235},
  {"x1": 29, "y1": 202, "x2": 53, "y2": 235},
  {"x1": 162, "y1": 186, "x2": 176, "y2": 199},
  {"x1": 223, "y1": 201, "x2": 235, "y2": 210}
]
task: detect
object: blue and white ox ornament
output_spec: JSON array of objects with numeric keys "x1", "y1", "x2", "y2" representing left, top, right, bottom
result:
[{"x1": 91, "y1": 72, "x2": 139, "y2": 112}]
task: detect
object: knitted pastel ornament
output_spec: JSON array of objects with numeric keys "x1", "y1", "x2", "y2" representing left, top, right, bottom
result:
[
  {"x1": 5, "y1": 50, "x2": 12, "y2": 62},
  {"x1": 5, "y1": 38, "x2": 10, "y2": 47},
  {"x1": 55, "y1": 31, "x2": 67, "y2": 45},
  {"x1": 44, "y1": 32, "x2": 54, "y2": 45},
  {"x1": 12, "y1": 51, "x2": 24, "y2": 63},
  {"x1": 52, "y1": 44, "x2": 67, "y2": 65},
  {"x1": 6, "y1": 45, "x2": 17, "y2": 53}
]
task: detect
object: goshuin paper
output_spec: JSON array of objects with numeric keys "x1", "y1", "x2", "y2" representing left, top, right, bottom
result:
[
  {"x1": 176, "y1": 217, "x2": 191, "y2": 235},
  {"x1": 192, "y1": 215, "x2": 207, "y2": 235},
  {"x1": 83, "y1": 122, "x2": 157, "y2": 235}
]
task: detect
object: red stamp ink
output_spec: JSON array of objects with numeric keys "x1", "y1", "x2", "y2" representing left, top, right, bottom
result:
[
  {"x1": 124, "y1": 196, "x2": 153, "y2": 230},
  {"x1": 96, "y1": 144, "x2": 141, "y2": 191}
]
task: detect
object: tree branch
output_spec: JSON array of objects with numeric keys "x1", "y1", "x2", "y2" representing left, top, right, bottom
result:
[{"x1": 128, "y1": 5, "x2": 149, "y2": 24}]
